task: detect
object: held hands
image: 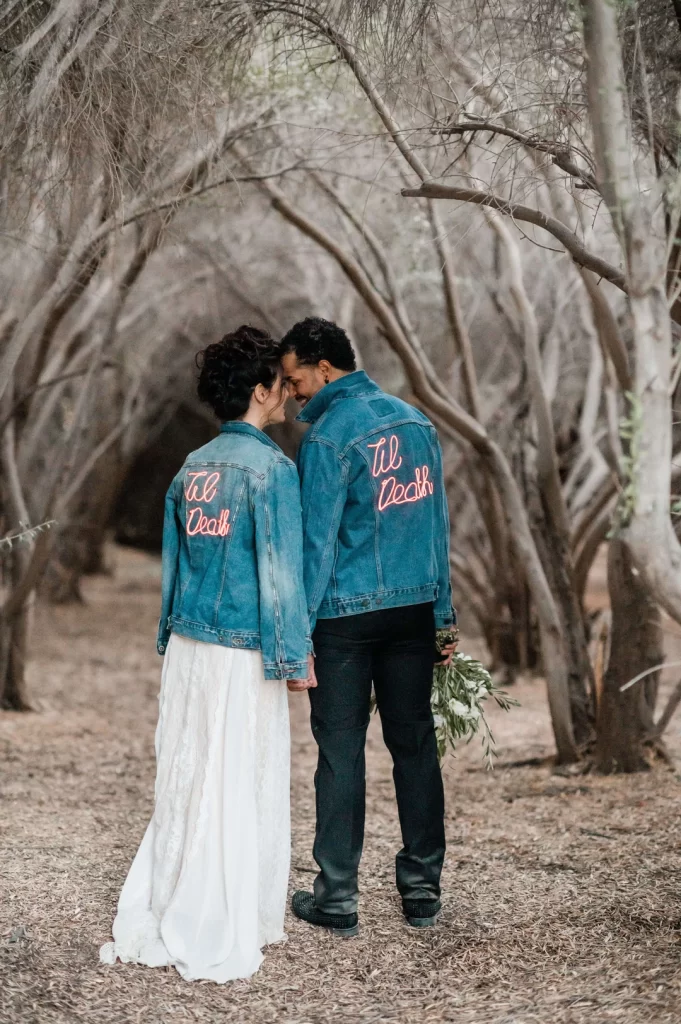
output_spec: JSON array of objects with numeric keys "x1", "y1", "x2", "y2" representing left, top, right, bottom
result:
[{"x1": 287, "y1": 653, "x2": 318, "y2": 693}]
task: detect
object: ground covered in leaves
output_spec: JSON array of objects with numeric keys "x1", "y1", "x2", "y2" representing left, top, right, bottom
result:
[{"x1": 2, "y1": 547, "x2": 681, "y2": 1024}]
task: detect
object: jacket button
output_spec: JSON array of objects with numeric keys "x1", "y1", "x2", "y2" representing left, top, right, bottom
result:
[
  {"x1": 362, "y1": 600, "x2": 370, "y2": 608},
  {"x1": 158, "y1": 645, "x2": 165, "y2": 653},
  {"x1": 234, "y1": 637, "x2": 244, "y2": 646},
  {"x1": 218, "y1": 636, "x2": 224, "y2": 643}
]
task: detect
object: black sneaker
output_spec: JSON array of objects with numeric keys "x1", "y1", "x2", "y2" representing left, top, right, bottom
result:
[
  {"x1": 402, "y1": 897, "x2": 441, "y2": 927},
  {"x1": 291, "y1": 891, "x2": 359, "y2": 937}
]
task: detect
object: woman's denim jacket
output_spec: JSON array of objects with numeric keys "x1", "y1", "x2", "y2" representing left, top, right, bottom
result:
[
  {"x1": 157, "y1": 422, "x2": 311, "y2": 679},
  {"x1": 296, "y1": 371, "x2": 455, "y2": 631}
]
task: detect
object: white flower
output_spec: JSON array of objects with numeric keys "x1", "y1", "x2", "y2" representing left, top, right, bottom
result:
[
  {"x1": 448, "y1": 699, "x2": 470, "y2": 717},
  {"x1": 465, "y1": 706, "x2": 481, "y2": 721}
]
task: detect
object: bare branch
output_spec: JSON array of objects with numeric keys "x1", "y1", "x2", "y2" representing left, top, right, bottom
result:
[
  {"x1": 578, "y1": 268, "x2": 631, "y2": 392},
  {"x1": 650, "y1": 678, "x2": 681, "y2": 739},
  {"x1": 433, "y1": 118, "x2": 599, "y2": 192},
  {"x1": 401, "y1": 183, "x2": 626, "y2": 292}
]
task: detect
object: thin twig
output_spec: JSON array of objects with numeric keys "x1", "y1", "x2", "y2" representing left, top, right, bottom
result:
[{"x1": 649, "y1": 678, "x2": 681, "y2": 739}]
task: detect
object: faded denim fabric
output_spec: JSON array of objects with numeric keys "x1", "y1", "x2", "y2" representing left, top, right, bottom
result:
[
  {"x1": 157, "y1": 421, "x2": 311, "y2": 679},
  {"x1": 296, "y1": 371, "x2": 455, "y2": 631}
]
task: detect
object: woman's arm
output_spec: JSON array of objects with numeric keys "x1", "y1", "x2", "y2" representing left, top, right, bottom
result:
[
  {"x1": 157, "y1": 477, "x2": 181, "y2": 654},
  {"x1": 254, "y1": 458, "x2": 312, "y2": 680}
]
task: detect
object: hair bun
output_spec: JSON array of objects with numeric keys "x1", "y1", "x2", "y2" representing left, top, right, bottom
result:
[{"x1": 196, "y1": 325, "x2": 280, "y2": 422}]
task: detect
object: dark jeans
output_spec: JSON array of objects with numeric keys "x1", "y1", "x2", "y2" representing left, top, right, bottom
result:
[{"x1": 309, "y1": 602, "x2": 445, "y2": 915}]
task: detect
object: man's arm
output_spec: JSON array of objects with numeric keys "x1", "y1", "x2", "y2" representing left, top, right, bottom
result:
[
  {"x1": 297, "y1": 436, "x2": 349, "y2": 633},
  {"x1": 431, "y1": 430, "x2": 456, "y2": 629}
]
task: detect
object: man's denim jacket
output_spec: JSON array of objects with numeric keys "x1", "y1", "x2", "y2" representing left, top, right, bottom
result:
[
  {"x1": 157, "y1": 422, "x2": 311, "y2": 679},
  {"x1": 296, "y1": 371, "x2": 455, "y2": 631}
]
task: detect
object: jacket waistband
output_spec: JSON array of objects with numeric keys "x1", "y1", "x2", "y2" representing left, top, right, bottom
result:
[
  {"x1": 166, "y1": 616, "x2": 309, "y2": 679},
  {"x1": 316, "y1": 584, "x2": 439, "y2": 620},
  {"x1": 169, "y1": 616, "x2": 261, "y2": 650}
]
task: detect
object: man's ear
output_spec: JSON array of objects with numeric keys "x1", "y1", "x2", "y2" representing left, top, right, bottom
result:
[{"x1": 318, "y1": 359, "x2": 332, "y2": 381}]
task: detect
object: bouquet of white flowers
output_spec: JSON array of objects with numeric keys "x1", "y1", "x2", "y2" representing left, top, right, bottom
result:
[
  {"x1": 370, "y1": 629, "x2": 517, "y2": 768},
  {"x1": 432, "y1": 628, "x2": 518, "y2": 768}
]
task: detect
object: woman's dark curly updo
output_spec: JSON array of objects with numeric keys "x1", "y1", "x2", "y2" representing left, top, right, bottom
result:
[{"x1": 196, "y1": 325, "x2": 280, "y2": 422}]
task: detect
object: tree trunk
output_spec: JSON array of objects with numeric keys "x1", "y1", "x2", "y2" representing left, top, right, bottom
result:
[
  {"x1": 0, "y1": 615, "x2": 31, "y2": 710},
  {"x1": 489, "y1": 209, "x2": 593, "y2": 739},
  {"x1": 481, "y1": 578, "x2": 537, "y2": 678},
  {"x1": 581, "y1": 0, "x2": 681, "y2": 625},
  {"x1": 526, "y1": 461, "x2": 594, "y2": 745},
  {"x1": 43, "y1": 440, "x2": 126, "y2": 602},
  {"x1": 476, "y1": 448, "x2": 539, "y2": 675},
  {"x1": 0, "y1": 549, "x2": 33, "y2": 710},
  {"x1": 596, "y1": 538, "x2": 663, "y2": 772}
]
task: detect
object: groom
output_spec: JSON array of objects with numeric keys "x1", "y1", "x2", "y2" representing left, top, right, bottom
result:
[{"x1": 280, "y1": 317, "x2": 456, "y2": 936}]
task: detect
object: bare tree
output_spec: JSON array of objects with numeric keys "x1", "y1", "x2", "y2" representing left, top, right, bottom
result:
[
  {"x1": 223, "y1": 0, "x2": 681, "y2": 767},
  {"x1": 0, "y1": 0, "x2": 275, "y2": 706},
  {"x1": 579, "y1": 0, "x2": 681, "y2": 623}
]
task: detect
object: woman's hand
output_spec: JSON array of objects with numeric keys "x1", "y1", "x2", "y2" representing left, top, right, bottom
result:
[{"x1": 287, "y1": 654, "x2": 318, "y2": 692}]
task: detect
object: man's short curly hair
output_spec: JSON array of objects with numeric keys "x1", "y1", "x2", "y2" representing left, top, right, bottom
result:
[
  {"x1": 196, "y1": 325, "x2": 280, "y2": 422},
  {"x1": 279, "y1": 317, "x2": 357, "y2": 372}
]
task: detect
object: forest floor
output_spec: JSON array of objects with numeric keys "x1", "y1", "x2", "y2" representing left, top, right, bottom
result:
[{"x1": 2, "y1": 547, "x2": 681, "y2": 1024}]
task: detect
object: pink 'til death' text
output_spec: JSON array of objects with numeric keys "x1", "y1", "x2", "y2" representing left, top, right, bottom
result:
[
  {"x1": 184, "y1": 470, "x2": 230, "y2": 537},
  {"x1": 367, "y1": 435, "x2": 434, "y2": 512}
]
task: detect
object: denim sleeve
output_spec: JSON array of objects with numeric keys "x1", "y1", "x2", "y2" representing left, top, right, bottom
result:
[
  {"x1": 253, "y1": 458, "x2": 311, "y2": 680},
  {"x1": 157, "y1": 477, "x2": 180, "y2": 654},
  {"x1": 297, "y1": 437, "x2": 348, "y2": 633},
  {"x1": 432, "y1": 432, "x2": 456, "y2": 628}
]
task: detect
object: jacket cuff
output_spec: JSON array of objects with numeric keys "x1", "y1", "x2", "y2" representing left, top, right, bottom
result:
[
  {"x1": 157, "y1": 617, "x2": 171, "y2": 654},
  {"x1": 263, "y1": 659, "x2": 308, "y2": 680},
  {"x1": 434, "y1": 607, "x2": 456, "y2": 629}
]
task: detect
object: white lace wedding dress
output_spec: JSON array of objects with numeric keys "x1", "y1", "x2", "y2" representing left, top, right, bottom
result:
[{"x1": 99, "y1": 633, "x2": 290, "y2": 982}]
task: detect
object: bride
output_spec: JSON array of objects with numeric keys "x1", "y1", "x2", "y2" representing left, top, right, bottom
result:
[{"x1": 100, "y1": 325, "x2": 315, "y2": 983}]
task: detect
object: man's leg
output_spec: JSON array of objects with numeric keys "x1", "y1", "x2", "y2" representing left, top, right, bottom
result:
[
  {"x1": 308, "y1": 616, "x2": 373, "y2": 917},
  {"x1": 372, "y1": 604, "x2": 445, "y2": 904}
]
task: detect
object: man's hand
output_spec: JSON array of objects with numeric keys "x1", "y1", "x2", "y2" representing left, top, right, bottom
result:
[
  {"x1": 287, "y1": 653, "x2": 318, "y2": 693},
  {"x1": 435, "y1": 627, "x2": 459, "y2": 668},
  {"x1": 438, "y1": 640, "x2": 458, "y2": 667}
]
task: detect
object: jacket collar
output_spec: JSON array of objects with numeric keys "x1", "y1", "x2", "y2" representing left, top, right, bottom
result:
[
  {"x1": 219, "y1": 420, "x2": 283, "y2": 452},
  {"x1": 296, "y1": 371, "x2": 379, "y2": 424}
]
